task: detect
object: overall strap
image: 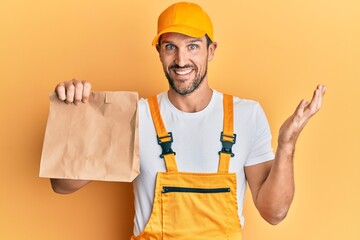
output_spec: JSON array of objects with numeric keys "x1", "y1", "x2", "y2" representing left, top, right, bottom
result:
[
  {"x1": 218, "y1": 94, "x2": 236, "y2": 173},
  {"x1": 148, "y1": 96, "x2": 178, "y2": 173}
]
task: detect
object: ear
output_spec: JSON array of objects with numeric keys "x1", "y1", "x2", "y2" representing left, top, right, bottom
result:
[
  {"x1": 207, "y1": 42, "x2": 218, "y2": 62},
  {"x1": 156, "y1": 44, "x2": 160, "y2": 53}
]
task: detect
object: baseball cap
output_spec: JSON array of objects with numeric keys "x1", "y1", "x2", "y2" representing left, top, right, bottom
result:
[{"x1": 152, "y1": 2, "x2": 214, "y2": 46}]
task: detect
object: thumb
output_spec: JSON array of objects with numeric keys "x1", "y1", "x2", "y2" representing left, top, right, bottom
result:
[{"x1": 295, "y1": 99, "x2": 309, "y2": 115}]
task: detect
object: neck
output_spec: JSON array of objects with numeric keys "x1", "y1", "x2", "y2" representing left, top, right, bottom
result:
[{"x1": 167, "y1": 83, "x2": 213, "y2": 113}]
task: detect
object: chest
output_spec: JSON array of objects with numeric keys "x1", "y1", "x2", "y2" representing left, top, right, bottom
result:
[{"x1": 138, "y1": 110, "x2": 250, "y2": 174}]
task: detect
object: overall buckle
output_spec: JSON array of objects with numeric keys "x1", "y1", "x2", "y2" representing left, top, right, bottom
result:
[
  {"x1": 157, "y1": 132, "x2": 176, "y2": 158},
  {"x1": 219, "y1": 131, "x2": 236, "y2": 157}
]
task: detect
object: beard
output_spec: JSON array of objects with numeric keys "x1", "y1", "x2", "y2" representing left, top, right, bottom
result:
[{"x1": 164, "y1": 64, "x2": 208, "y2": 96}]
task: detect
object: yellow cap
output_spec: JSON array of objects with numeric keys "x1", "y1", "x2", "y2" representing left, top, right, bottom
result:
[{"x1": 152, "y1": 2, "x2": 214, "y2": 46}]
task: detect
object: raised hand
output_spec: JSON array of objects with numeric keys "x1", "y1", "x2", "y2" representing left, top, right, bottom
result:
[
  {"x1": 278, "y1": 85, "x2": 326, "y2": 147},
  {"x1": 55, "y1": 79, "x2": 92, "y2": 105}
]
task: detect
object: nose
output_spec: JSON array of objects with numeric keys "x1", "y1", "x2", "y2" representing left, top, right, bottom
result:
[{"x1": 174, "y1": 48, "x2": 188, "y2": 67}]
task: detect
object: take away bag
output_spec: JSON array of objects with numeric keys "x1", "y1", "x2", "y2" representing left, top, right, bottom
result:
[{"x1": 39, "y1": 91, "x2": 139, "y2": 182}]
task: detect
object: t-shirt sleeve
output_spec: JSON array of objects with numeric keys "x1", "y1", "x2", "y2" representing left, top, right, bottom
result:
[{"x1": 245, "y1": 103, "x2": 275, "y2": 166}]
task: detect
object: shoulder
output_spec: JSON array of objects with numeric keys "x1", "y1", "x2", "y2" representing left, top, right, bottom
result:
[
  {"x1": 233, "y1": 96, "x2": 261, "y2": 110},
  {"x1": 138, "y1": 91, "x2": 168, "y2": 113},
  {"x1": 214, "y1": 90, "x2": 261, "y2": 107},
  {"x1": 217, "y1": 90, "x2": 263, "y2": 113},
  {"x1": 214, "y1": 90, "x2": 268, "y2": 123}
]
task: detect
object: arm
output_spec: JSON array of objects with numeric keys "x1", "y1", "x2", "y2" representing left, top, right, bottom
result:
[
  {"x1": 51, "y1": 179, "x2": 91, "y2": 194},
  {"x1": 50, "y1": 79, "x2": 93, "y2": 194},
  {"x1": 245, "y1": 85, "x2": 326, "y2": 225}
]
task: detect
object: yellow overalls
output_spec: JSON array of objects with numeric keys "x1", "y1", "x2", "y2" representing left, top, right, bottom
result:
[{"x1": 131, "y1": 94, "x2": 242, "y2": 240}]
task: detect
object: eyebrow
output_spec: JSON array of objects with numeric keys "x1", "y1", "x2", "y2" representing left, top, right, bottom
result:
[
  {"x1": 161, "y1": 38, "x2": 203, "y2": 45},
  {"x1": 189, "y1": 38, "x2": 203, "y2": 43}
]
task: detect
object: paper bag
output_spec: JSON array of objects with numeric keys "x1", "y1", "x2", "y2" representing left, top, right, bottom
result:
[{"x1": 39, "y1": 91, "x2": 139, "y2": 182}]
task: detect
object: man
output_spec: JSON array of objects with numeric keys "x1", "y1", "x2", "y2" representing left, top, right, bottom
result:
[{"x1": 50, "y1": 2, "x2": 326, "y2": 239}]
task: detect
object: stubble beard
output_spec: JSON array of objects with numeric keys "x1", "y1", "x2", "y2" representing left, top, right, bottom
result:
[{"x1": 165, "y1": 65, "x2": 208, "y2": 96}]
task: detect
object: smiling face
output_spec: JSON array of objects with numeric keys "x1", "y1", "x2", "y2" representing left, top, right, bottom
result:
[{"x1": 157, "y1": 32, "x2": 217, "y2": 96}]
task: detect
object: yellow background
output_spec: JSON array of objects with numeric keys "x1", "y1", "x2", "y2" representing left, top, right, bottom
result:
[{"x1": 1, "y1": 0, "x2": 359, "y2": 239}]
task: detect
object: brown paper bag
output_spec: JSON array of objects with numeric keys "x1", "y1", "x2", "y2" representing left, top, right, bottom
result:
[{"x1": 39, "y1": 91, "x2": 139, "y2": 182}]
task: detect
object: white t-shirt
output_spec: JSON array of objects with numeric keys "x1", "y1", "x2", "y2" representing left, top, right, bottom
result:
[{"x1": 133, "y1": 89, "x2": 274, "y2": 235}]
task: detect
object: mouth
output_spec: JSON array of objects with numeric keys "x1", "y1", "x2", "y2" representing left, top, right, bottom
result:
[
  {"x1": 174, "y1": 68, "x2": 193, "y2": 75},
  {"x1": 170, "y1": 65, "x2": 195, "y2": 78}
]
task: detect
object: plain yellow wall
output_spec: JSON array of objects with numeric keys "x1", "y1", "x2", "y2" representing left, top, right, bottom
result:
[{"x1": 1, "y1": 0, "x2": 359, "y2": 239}]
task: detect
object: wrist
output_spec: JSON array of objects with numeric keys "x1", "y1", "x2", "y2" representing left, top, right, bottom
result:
[{"x1": 277, "y1": 142, "x2": 295, "y2": 155}]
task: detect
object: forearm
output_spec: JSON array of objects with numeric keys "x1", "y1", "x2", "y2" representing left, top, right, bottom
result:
[
  {"x1": 50, "y1": 178, "x2": 91, "y2": 194},
  {"x1": 255, "y1": 144, "x2": 295, "y2": 225}
]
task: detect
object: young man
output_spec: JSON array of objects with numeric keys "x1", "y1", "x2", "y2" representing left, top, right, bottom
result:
[{"x1": 51, "y1": 2, "x2": 326, "y2": 239}]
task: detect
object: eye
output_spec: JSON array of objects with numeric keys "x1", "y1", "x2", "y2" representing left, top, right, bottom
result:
[
  {"x1": 188, "y1": 44, "x2": 198, "y2": 50},
  {"x1": 165, "y1": 44, "x2": 176, "y2": 51}
]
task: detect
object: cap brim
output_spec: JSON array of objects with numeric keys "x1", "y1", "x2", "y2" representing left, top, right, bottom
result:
[{"x1": 152, "y1": 25, "x2": 207, "y2": 46}]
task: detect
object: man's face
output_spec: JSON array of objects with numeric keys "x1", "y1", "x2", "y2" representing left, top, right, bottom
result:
[{"x1": 157, "y1": 32, "x2": 216, "y2": 95}]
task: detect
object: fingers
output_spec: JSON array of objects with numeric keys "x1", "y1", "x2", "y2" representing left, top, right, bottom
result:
[
  {"x1": 55, "y1": 79, "x2": 92, "y2": 104},
  {"x1": 294, "y1": 84, "x2": 326, "y2": 121},
  {"x1": 55, "y1": 82, "x2": 66, "y2": 101},
  {"x1": 316, "y1": 84, "x2": 326, "y2": 108},
  {"x1": 307, "y1": 84, "x2": 326, "y2": 115},
  {"x1": 295, "y1": 99, "x2": 309, "y2": 116},
  {"x1": 65, "y1": 80, "x2": 76, "y2": 103},
  {"x1": 82, "y1": 81, "x2": 92, "y2": 103},
  {"x1": 293, "y1": 84, "x2": 326, "y2": 121}
]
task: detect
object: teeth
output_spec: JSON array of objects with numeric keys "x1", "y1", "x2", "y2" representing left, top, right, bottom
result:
[{"x1": 174, "y1": 69, "x2": 192, "y2": 75}]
